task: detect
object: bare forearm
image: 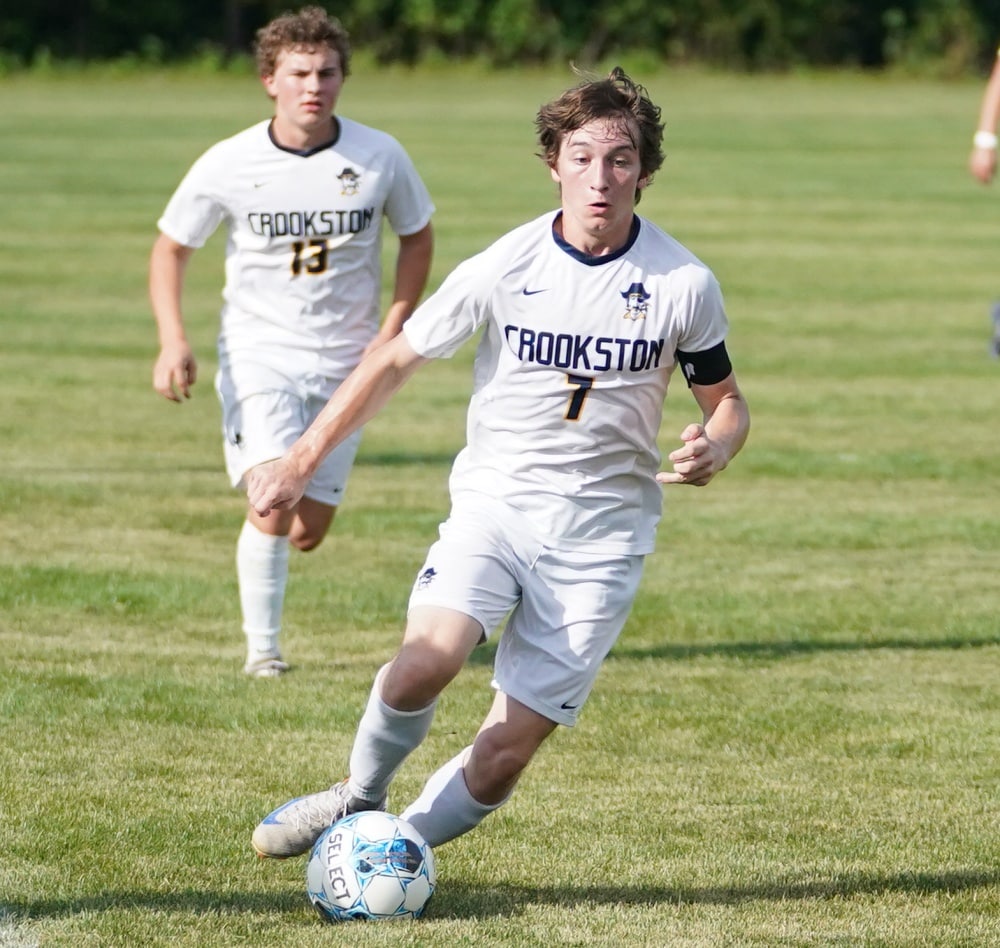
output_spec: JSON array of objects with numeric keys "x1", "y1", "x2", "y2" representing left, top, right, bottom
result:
[
  {"x1": 149, "y1": 234, "x2": 198, "y2": 400},
  {"x1": 703, "y1": 390, "x2": 750, "y2": 467},
  {"x1": 247, "y1": 335, "x2": 428, "y2": 515},
  {"x1": 971, "y1": 56, "x2": 1000, "y2": 182},
  {"x1": 977, "y1": 60, "x2": 1000, "y2": 134},
  {"x1": 149, "y1": 235, "x2": 194, "y2": 344},
  {"x1": 659, "y1": 379, "x2": 749, "y2": 488},
  {"x1": 380, "y1": 225, "x2": 433, "y2": 337},
  {"x1": 288, "y1": 337, "x2": 427, "y2": 479}
]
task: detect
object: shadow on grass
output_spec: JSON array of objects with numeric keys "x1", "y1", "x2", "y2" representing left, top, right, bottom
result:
[
  {"x1": 467, "y1": 635, "x2": 1000, "y2": 667},
  {"x1": 356, "y1": 452, "x2": 455, "y2": 468},
  {"x1": 432, "y1": 868, "x2": 1000, "y2": 918},
  {"x1": 5, "y1": 868, "x2": 998, "y2": 920},
  {"x1": 609, "y1": 634, "x2": 1000, "y2": 662},
  {"x1": 439, "y1": 868, "x2": 1000, "y2": 917},
  {"x1": 3, "y1": 888, "x2": 304, "y2": 919}
]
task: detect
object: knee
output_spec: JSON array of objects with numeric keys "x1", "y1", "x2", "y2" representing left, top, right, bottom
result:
[
  {"x1": 381, "y1": 647, "x2": 461, "y2": 711},
  {"x1": 288, "y1": 510, "x2": 336, "y2": 551},
  {"x1": 477, "y1": 728, "x2": 534, "y2": 781},
  {"x1": 290, "y1": 532, "x2": 323, "y2": 552},
  {"x1": 466, "y1": 732, "x2": 534, "y2": 803}
]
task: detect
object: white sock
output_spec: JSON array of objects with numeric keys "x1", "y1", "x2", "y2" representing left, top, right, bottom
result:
[
  {"x1": 400, "y1": 748, "x2": 507, "y2": 847},
  {"x1": 236, "y1": 519, "x2": 289, "y2": 658},
  {"x1": 348, "y1": 666, "x2": 437, "y2": 804}
]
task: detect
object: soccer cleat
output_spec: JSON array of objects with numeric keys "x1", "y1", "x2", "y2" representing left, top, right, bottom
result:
[
  {"x1": 251, "y1": 779, "x2": 387, "y2": 858},
  {"x1": 243, "y1": 655, "x2": 290, "y2": 678}
]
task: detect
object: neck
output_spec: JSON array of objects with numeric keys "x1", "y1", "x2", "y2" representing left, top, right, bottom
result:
[
  {"x1": 554, "y1": 211, "x2": 634, "y2": 257},
  {"x1": 270, "y1": 115, "x2": 337, "y2": 152}
]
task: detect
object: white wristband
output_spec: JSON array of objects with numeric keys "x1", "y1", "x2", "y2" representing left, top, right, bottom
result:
[{"x1": 974, "y1": 130, "x2": 998, "y2": 150}]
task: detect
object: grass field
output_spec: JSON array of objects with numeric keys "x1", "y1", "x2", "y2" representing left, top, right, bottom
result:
[{"x1": 1, "y1": 63, "x2": 998, "y2": 946}]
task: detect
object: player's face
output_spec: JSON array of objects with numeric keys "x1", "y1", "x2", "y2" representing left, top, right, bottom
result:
[
  {"x1": 550, "y1": 118, "x2": 648, "y2": 256},
  {"x1": 263, "y1": 45, "x2": 344, "y2": 148}
]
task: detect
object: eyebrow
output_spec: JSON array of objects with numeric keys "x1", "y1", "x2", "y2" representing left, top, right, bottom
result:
[{"x1": 565, "y1": 137, "x2": 637, "y2": 152}]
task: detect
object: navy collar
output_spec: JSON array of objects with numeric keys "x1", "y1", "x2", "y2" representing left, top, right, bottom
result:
[
  {"x1": 550, "y1": 211, "x2": 641, "y2": 265},
  {"x1": 267, "y1": 117, "x2": 341, "y2": 157}
]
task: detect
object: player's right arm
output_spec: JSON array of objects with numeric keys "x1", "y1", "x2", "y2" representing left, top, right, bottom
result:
[
  {"x1": 149, "y1": 233, "x2": 198, "y2": 402},
  {"x1": 247, "y1": 331, "x2": 430, "y2": 515}
]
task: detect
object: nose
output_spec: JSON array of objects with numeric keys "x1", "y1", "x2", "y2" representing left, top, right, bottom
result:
[{"x1": 588, "y1": 161, "x2": 610, "y2": 191}]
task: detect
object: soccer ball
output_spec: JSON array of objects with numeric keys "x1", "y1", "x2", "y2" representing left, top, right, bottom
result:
[{"x1": 306, "y1": 811, "x2": 436, "y2": 922}]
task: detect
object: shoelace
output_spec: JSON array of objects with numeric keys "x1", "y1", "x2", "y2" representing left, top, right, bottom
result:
[{"x1": 289, "y1": 787, "x2": 350, "y2": 830}]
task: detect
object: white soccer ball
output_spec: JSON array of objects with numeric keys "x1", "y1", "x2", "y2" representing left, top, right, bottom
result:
[{"x1": 306, "y1": 811, "x2": 436, "y2": 922}]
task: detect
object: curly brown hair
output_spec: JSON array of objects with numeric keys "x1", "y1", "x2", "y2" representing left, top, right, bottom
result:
[
  {"x1": 535, "y1": 67, "x2": 664, "y2": 204},
  {"x1": 253, "y1": 6, "x2": 352, "y2": 79}
]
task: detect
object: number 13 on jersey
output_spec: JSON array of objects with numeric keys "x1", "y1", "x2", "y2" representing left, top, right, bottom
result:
[{"x1": 291, "y1": 239, "x2": 329, "y2": 274}]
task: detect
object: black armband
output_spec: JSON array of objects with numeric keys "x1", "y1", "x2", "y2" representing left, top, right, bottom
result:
[{"x1": 675, "y1": 340, "x2": 732, "y2": 388}]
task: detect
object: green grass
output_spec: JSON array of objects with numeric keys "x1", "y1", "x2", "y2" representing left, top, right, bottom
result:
[{"x1": 1, "y1": 64, "x2": 998, "y2": 946}]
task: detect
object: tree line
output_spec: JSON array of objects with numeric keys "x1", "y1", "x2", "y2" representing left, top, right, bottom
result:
[{"x1": 5, "y1": 0, "x2": 1000, "y2": 72}]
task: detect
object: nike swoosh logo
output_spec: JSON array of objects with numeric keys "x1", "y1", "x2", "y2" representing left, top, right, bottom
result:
[
  {"x1": 522, "y1": 288, "x2": 548, "y2": 296},
  {"x1": 253, "y1": 182, "x2": 268, "y2": 189}
]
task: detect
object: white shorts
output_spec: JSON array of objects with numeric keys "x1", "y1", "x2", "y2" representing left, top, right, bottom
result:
[
  {"x1": 215, "y1": 370, "x2": 362, "y2": 507},
  {"x1": 407, "y1": 494, "x2": 645, "y2": 726}
]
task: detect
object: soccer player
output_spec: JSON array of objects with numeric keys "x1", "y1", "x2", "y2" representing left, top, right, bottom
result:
[
  {"x1": 148, "y1": 7, "x2": 434, "y2": 677},
  {"x1": 248, "y1": 66, "x2": 749, "y2": 854},
  {"x1": 968, "y1": 43, "x2": 1000, "y2": 356}
]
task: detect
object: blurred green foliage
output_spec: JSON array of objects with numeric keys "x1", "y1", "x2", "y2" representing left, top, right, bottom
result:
[{"x1": 4, "y1": 0, "x2": 1000, "y2": 75}]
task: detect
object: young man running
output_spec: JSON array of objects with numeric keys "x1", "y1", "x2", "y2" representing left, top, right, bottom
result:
[
  {"x1": 149, "y1": 7, "x2": 434, "y2": 677},
  {"x1": 248, "y1": 67, "x2": 749, "y2": 854}
]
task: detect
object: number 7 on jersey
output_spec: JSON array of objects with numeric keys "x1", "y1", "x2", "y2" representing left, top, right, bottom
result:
[{"x1": 565, "y1": 374, "x2": 594, "y2": 421}]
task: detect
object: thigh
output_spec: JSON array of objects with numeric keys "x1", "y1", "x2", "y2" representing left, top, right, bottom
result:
[
  {"x1": 494, "y1": 549, "x2": 645, "y2": 727},
  {"x1": 216, "y1": 376, "x2": 361, "y2": 507},
  {"x1": 219, "y1": 388, "x2": 305, "y2": 489}
]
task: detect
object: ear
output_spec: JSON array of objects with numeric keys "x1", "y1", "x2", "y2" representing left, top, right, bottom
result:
[
  {"x1": 637, "y1": 175, "x2": 650, "y2": 192},
  {"x1": 549, "y1": 164, "x2": 561, "y2": 185},
  {"x1": 261, "y1": 74, "x2": 277, "y2": 98}
]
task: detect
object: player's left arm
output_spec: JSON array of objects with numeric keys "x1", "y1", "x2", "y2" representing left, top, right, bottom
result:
[
  {"x1": 971, "y1": 47, "x2": 1000, "y2": 184},
  {"x1": 365, "y1": 223, "x2": 434, "y2": 355},
  {"x1": 657, "y1": 372, "x2": 750, "y2": 487}
]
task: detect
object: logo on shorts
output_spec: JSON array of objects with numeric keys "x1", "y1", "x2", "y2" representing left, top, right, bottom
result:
[{"x1": 416, "y1": 567, "x2": 437, "y2": 589}]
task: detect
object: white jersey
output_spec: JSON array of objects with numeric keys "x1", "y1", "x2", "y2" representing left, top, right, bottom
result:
[
  {"x1": 403, "y1": 211, "x2": 729, "y2": 555},
  {"x1": 158, "y1": 117, "x2": 434, "y2": 387}
]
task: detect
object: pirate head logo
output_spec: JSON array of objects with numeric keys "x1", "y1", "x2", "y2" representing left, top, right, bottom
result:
[
  {"x1": 337, "y1": 166, "x2": 361, "y2": 196},
  {"x1": 621, "y1": 282, "x2": 650, "y2": 321}
]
